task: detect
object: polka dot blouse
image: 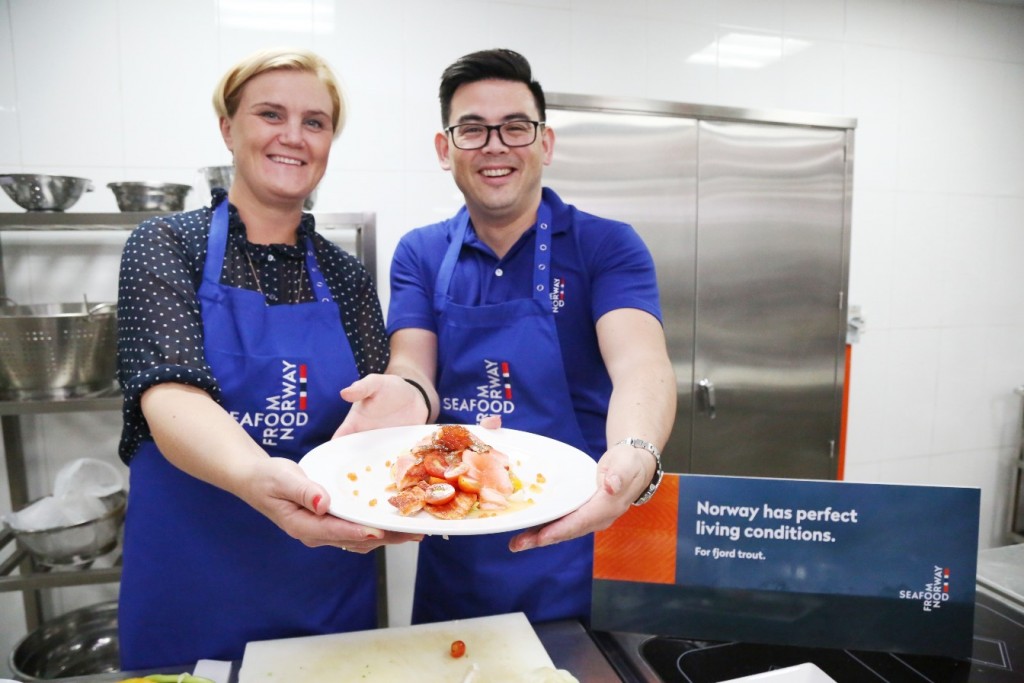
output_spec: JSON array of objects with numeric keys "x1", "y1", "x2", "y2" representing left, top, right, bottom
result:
[{"x1": 116, "y1": 190, "x2": 389, "y2": 463}]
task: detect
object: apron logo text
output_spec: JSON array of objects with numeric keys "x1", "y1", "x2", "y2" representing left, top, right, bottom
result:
[
  {"x1": 441, "y1": 359, "x2": 516, "y2": 424},
  {"x1": 232, "y1": 360, "x2": 309, "y2": 446},
  {"x1": 274, "y1": 360, "x2": 307, "y2": 412},
  {"x1": 550, "y1": 277, "x2": 566, "y2": 313}
]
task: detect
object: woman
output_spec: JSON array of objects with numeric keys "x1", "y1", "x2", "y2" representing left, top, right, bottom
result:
[{"x1": 115, "y1": 48, "x2": 415, "y2": 669}]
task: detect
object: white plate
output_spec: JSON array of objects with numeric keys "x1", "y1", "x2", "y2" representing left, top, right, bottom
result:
[
  {"x1": 299, "y1": 425, "x2": 598, "y2": 535},
  {"x1": 721, "y1": 663, "x2": 838, "y2": 683}
]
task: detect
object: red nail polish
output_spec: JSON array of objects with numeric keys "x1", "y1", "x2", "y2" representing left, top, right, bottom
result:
[{"x1": 312, "y1": 494, "x2": 322, "y2": 510}]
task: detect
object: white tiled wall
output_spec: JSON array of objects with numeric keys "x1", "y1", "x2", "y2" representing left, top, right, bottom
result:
[{"x1": 2, "y1": 0, "x2": 1023, "y2": 666}]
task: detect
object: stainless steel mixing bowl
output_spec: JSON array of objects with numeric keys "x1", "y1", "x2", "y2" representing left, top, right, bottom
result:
[
  {"x1": 0, "y1": 174, "x2": 94, "y2": 211},
  {"x1": 108, "y1": 181, "x2": 192, "y2": 212},
  {"x1": 9, "y1": 601, "x2": 120, "y2": 680},
  {"x1": 0, "y1": 301, "x2": 118, "y2": 400},
  {"x1": 8, "y1": 489, "x2": 127, "y2": 567},
  {"x1": 200, "y1": 164, "x2": 317, "y2": 209},
  {"x1": 200, "y1": 164, "x2": 234, "y2": 192}
]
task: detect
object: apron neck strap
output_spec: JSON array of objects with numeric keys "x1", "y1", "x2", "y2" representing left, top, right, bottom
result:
[
  {"x1": 304, "y1": 239, "x2": 333, "y2": 303},
  {"x1": 434, "y1": 202, "x2": 553, "y2": 310},
  {"x1": 531, "y1": 203, "x2": 553, "y2": 304},
  {"x1": 202, "y1": 199, "x2": 333, "y2": 303},
  {"x1": 202, "y1": 199, "x2": 230, "y2": 286}
]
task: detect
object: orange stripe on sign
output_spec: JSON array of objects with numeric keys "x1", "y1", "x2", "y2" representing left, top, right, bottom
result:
[{"x1": 593, "y1": 474, "x2": 679, "y2": 584}]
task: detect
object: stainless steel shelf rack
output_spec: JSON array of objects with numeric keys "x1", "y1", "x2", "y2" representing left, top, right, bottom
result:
[{"x1": 0, "y1": 390, "x2": 124, "y2": 631}]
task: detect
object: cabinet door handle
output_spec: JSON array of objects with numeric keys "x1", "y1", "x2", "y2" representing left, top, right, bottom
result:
[{"x1": 698, "y1": 378, "x2": 716, "y2": 419}]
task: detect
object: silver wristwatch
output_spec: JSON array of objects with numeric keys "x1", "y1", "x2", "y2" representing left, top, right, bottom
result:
[{"x1": 619, "y1": 437, "x2": 664, "y2": 506}]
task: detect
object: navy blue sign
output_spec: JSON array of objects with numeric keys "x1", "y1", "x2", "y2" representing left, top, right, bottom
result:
[{"x1": 592, "y1": 475, "x2": 980, "y2": 659}]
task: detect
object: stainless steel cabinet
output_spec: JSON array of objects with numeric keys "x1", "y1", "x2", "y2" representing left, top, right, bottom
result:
[
  {"x1": 1011, "y1": 386, "x2": 1024, "y2": 543},
  {"x1": 545, "y1": 95, "x2": 855, "y2": 480}
]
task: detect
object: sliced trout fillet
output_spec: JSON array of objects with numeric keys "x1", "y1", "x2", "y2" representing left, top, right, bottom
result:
[{"x1": 395, "y1": 458, "x2": 428, "y2": 491}]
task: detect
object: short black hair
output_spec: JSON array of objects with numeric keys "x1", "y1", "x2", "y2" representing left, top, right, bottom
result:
[{"x1": 439, "y1": 48, "x2": 546, "y2": 127}]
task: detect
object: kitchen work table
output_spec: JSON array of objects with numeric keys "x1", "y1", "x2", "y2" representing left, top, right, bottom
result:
[
  {"x1": 42, "y1": 619, "x2": 624, "y2": 683},
  {"x1": 32, "y1": 547, "x2": 1024, "y2": 683}
]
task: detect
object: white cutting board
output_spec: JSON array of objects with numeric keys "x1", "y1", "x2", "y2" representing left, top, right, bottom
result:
[{"x1": 238, "y1": 612, "x2": 556, "y2": 682}]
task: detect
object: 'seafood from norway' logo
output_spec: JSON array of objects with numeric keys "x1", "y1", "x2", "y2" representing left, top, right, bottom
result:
[
  {"x1": 550, "y1": 277, "x2": 566, "y2": 314},
  {"x1": 439, "y1": 359, "x2": 516, "y2": 423},
  {"x1": 230, "y1": 359, "x2": 309, "y2": 447},
  {"x1": 898, "y1": 566, "x2": 951, "y2": 611}
]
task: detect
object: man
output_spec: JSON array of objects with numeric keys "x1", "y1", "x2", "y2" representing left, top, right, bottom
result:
[{"x1": 338, "y1": 48, "x2": 675, "y2": 624}]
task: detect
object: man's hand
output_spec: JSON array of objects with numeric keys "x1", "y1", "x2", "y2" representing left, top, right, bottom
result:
[
  {"x1": 508, "y1": 441, "x2": 654, "y2": 551},
  {"x1": 334, "y1": 374, "x2": 429, "y2": 438}
]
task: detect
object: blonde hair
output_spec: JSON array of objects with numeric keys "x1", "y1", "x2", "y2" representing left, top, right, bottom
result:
[{"x1": 212, "y1": 47, "x2": 346, "y2": 138}]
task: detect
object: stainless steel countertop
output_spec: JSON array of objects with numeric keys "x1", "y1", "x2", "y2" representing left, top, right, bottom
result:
[
  {"x1": 977, "y1": 543, "x2": 1024, "y2": 608},
  {"x1": 43, "y1": 619, "x2": 623, "y2": 683},
  {"x1": 29, "y1": 544, "x2": 1024, "y2": 683},
  {"x1": 539, "y1": 620, "x2": 623, "y2": 681}
]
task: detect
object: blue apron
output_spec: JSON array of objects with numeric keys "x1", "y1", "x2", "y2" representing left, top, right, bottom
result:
[
  {"x1": 411, "y1": 202, "x2": 595, "y2": 625},
  {"x1": 118, "y1": 200, "x2": 376, "y2": 669}
]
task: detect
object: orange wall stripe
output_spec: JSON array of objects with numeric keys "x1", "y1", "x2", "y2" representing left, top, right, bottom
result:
[
  {"x1": 838, "y1": 344, "x2": 851, "y2": 481},
  {"x1": 593, "y1": 474, "x2": 679, "y2": 584}
]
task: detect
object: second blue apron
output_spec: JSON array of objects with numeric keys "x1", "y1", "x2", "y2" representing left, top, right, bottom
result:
[{"x1": 412, "y1": 202, "x2": 596, "y2": 625}]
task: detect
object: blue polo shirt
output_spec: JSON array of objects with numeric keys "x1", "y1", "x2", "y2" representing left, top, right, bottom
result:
[{"x1": 388, "y1": 187, "x2": 662, "y2": 457}]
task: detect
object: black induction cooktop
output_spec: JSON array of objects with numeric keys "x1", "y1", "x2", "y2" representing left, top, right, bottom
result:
[{"x1": 593, "y1": 587, "x2": 1024, "y2": 683}]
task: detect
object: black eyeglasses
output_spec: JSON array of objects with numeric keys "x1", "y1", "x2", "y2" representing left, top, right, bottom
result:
[{"x1": 445, "y1": 120, "x2": 545, "y2": 150}]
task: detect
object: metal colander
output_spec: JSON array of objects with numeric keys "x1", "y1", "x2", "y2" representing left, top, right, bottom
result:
[{"x1": 0, "y1": 301, "x2": 117, "y2": 401}]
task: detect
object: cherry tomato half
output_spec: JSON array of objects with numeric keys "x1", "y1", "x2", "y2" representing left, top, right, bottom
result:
[
  {"x1": 457, "y1": 474, "x2": 481, "y2": 494},
  {"x1": 423, "y1": 452, "x2": 449, "y2": 478},
  {"x1": 450, "y1": 639, "x2": 467, "y2": 658},
  {"x1": 424, "y1": 482, "x2": 457, "y2": 506}
]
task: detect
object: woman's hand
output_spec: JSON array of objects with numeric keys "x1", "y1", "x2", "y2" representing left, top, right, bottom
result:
[
  {"x1": 508, "y1": 441, "x2": 653, "y2": 552},
  {"x1": 333, "y1": 373, "x2": 430, "y2": 438},
  {"x1": 142, "y1": 383, "x2": 421, "y2": 552},
  {"x1": 236, "y1": 455, "x2": 421, "y2": 552}
]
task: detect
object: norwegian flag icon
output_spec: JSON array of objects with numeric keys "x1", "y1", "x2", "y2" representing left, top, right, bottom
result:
[
  {"x1": 299, "y1": 364, "x2": 308, "y2": 410},
  {"x1": 501, "y1": 361, "x2": 512, "y2": 400}
]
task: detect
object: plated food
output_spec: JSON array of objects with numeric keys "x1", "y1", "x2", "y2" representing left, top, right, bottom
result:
[
  {"x1": 299, "y1": 424, "x2": 599, "y2": 535},
  {"x1": 387, "y1": 424, "x2": 528, "y2": 521}
]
